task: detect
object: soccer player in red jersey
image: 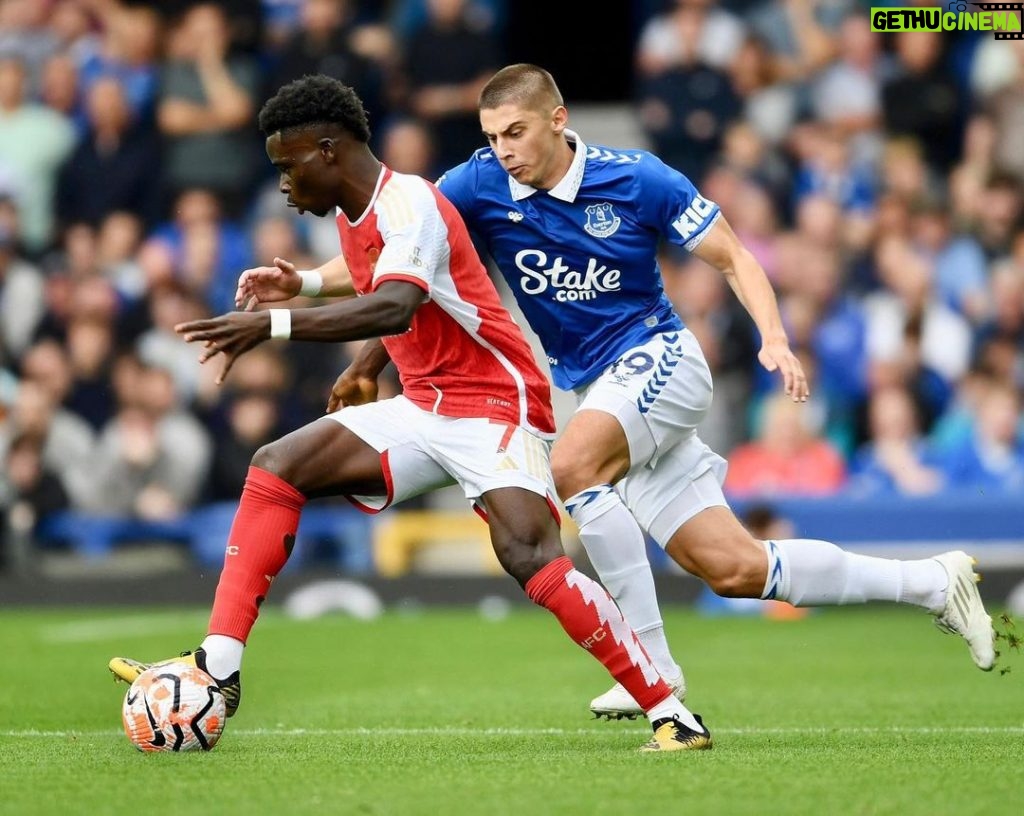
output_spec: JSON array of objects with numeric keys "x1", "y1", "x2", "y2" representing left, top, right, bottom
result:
[{"x1": 108, "y1": 75, "x2": 709, "y2": 751}]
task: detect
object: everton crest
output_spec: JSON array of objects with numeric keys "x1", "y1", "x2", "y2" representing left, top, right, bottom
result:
[{"x1": 583, "y1": 203, "x2": 621, "y2": 238}]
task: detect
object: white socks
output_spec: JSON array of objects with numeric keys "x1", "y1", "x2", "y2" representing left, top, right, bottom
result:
[
  {"x1": 201, "y1": 634, "x2": 245, "y2": 679},
  {"x1": 565, "y1": 484, "x2": 680, "y2": 680},
  {"x1": 762, "y1": 539, "x2": 948, "y2": 612},
  {"x1": 646, "y1": 695, "x2": 704, "y2": 733}
]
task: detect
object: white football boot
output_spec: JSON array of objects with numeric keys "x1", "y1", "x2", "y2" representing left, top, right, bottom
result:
[
  {"x1": 590, "y1": 668, "x2": 686, "y2": 720},
  {"x1": 932, "y1": 551, "x2": 996, "y2": 671}
]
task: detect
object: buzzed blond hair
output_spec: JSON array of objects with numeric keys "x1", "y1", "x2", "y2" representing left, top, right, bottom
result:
[{"x1": 479, "y1": 64, "x2": 564, "y2": 114}]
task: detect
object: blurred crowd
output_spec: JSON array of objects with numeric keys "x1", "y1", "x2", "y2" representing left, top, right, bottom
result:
[{"x1": 0, "y1": 0, "x2": 1023, "y2": 565}]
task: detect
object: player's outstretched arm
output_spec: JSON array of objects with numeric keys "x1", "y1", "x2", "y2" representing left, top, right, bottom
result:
[
  {"x1": 235, "y1": 254, "x2": 354, "y2": 310},
  {"x1": 178, "y1": 281, "x2": 422, "y2": 385},
  {"x1": 326, "y1": 338, "x2": 391, "y2": 413},
  {"x1": 692, "y1": 216, "x2": 809, "y2": 402}
]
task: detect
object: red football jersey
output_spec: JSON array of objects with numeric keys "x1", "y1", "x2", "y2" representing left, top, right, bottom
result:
[{"x1": 336, "y1": 167, "x2": 555, "y2": 436}]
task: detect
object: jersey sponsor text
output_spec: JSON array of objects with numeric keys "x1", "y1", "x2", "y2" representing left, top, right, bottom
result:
[
  {"x1": 670, "y1": 194, "x2": 716, "y2": 241},
  {"x1": 515, "y1": 249, "x2": 621, "y2": 302}
]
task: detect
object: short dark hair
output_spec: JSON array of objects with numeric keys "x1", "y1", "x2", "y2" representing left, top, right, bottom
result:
[
  {"x1": 479, "y1": 64, "x2": 563, "y2": 113},
  {"x1": 258, "y1": 75, "x2": 371, "y2": 143}
]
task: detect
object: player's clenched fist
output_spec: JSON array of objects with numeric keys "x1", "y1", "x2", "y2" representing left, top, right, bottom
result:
[
  {"x1": 326, "y1": 366, "x2": 379, "y2": 413},
  {"x1": 235, "y1": 257, "x2": 302, "y2": 310}
]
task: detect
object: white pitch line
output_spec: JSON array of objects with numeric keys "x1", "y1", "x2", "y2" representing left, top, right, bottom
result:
[
  {"x1": 3, "y1": 726, "x2": 1023, "y2": 738},
  {"x1": 38, "y1": 613, "x2": 297, "y2": 643},
  {"x1": 39, "y1": 612, "x2": 211, "y2": 644}
]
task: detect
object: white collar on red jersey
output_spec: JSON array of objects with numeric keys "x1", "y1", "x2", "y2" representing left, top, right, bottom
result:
[{"x1": 508, "y1": 129, "x2": 587, "y2": 203}]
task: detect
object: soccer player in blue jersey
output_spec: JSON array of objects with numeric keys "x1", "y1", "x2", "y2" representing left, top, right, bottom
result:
[{"x1": 238, "y1": 65, "x2": 996, "y2": 725}]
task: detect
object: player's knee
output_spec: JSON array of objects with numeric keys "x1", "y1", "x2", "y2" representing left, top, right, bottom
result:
[
  {"x1": 251, "y1": 440, "x2": 296, "y2": 482},
  {"x1": 550, "y1": 455, "x2": 596, "y2": 501},
  {"x1": 493, "y1": 530, "x2": 557, "y2": 587}
]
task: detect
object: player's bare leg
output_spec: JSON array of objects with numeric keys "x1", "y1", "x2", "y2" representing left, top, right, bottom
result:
[
  {"x1": 481, "y1": 486, "x2": 708, "y2": 751},
  {"x1": 110, "y1": 418, "x2": 389, "y2": 715},
  {"x1": 550, "y1": 410, "x2": 685, "y2": 719},
  {"x1": 663, "y1": 503, "x2": 995, "y2": 670}
]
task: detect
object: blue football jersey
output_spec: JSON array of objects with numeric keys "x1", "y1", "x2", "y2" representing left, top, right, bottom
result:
[{"x1": 437, "y1": 131, "x2": 721, "y2": 391}]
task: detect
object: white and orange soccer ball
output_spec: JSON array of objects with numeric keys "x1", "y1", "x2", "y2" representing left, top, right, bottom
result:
[{"x1": 121, "y1": 662, "x2": 226, "y2": 752}]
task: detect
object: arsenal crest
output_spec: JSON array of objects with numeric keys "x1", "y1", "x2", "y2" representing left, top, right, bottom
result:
[{"x1": 583, "y1": 203, "x2": 621, "y2": 238}]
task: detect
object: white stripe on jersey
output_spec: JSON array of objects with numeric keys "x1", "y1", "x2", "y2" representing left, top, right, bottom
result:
[{"x1": 375, "y1": 173, "x2": 533, "y2": 429}]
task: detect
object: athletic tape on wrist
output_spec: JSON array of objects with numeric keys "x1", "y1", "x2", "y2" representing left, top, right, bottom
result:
[
  {"x1": 298, "y1": 270, "x2": 324, "y2": 297},
  {"x1": 269, "y1": 309, "x2": 291, "y2": 340}
]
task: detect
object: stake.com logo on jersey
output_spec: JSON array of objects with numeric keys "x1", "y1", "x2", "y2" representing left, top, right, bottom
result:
[{"x1": 514, "y1": 249, "x2": 622, "y2": 302}]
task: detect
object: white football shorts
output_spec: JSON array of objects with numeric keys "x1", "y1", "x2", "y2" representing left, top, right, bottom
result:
[
  {"x1": 326, "y1": 395, "x2": 558, "y2": 518},
  {"x1": 575, "y1": 328, "x2": 728, "y2": 546}
]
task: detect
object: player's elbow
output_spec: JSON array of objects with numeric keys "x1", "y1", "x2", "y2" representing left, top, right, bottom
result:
[{"x1": 374, "y1": 293, "x2": 418, "y2": 335}]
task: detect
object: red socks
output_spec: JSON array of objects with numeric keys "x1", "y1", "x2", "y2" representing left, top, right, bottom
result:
[
  {"x1": 208, "y1": 467, "x2": 306, "y2": 642},
  {"x1": 526, "y1": 556, "x2": 671, "y2": 712}
]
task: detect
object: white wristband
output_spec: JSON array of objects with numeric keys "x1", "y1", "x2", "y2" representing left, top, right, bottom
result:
[
  {"x1": 298, "y1": 269, "x2": 324, "y2": 297},
  {"x1": 269, "y1": 309, "x2": 291, "y2": 340}
]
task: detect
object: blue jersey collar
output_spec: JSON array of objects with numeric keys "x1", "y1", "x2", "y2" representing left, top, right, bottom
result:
[{"x1": 508, "y1": 129, "x2": 587, "y2": 203}]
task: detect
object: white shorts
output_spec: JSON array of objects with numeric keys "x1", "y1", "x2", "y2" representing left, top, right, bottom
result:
[
  {"x1": 327, "y1": 395, "x2": 558, "y2": 518},
  {"x1": 576, "y1": 329, "x2": 728, "y2": 546}
]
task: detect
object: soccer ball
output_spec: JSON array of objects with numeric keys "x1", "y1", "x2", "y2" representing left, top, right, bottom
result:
[{"x1": 121, "y1": 662, "x2": 226, "y2": 752}]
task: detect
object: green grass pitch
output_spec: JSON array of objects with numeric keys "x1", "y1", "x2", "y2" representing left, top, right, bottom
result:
[{"x1": 1, "y1": 605, "x2": 1021, "y2": 816}]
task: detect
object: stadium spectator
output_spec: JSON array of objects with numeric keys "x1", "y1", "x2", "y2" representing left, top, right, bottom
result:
[
  {"x1": 747, "y1": 0, "x2": 844, "y2": 83},
  {"x1": 938, "y1": 380, "x2": 1024, "y2": 492},
  {"x1": 0, "y1": 431, "x2": 68, "y2": 571},
  {"x1": 0, "y1": 55, "x2": 76, "y2": 253},
  {"x1": 251, "y1": 214, "x2": 316, "y2": 274},
  {"x1": 721, "y1": 177, "x2": 780, "y2": 277},
  {"x1": 973, "y1": 262, "x2": 1024, "y2": 379},
  {"x1": 151, "y1": 188, "x2": 253, "y2": 314},
  {"x1": 0, "y1": 0, "x2": 58, "y2": 94},
  {"x1": 267, "y1": 0, "x2": 388, "y2": 133},
  {"x1": 636, "y1": 60, "x2": 741, "y2": 181},
  {"x1": 725, "y1": 392, "x2": 847, "y2": 497},
  {"x1": 402, "y1": 0, "x2": 499, "y2": 171},
  {"x1": 391, "y1": 0, "x2": 505, "y2": 39},
  {"x1": 791, "y1": 124, "x2": 875, "y2": 216},
  {"x1": 206, "y1": 390, "x2": 284, "y2": 503},
  {"x1": 635, "y1": 0, "x2": 746, "y2": 77},
  {"x1": 56, "y1": 76, "x2": 162, "y2": 230},
  {"x1": 81, "y1": 364, "x2": 211, "y2": 519},
  {"x1": 380, "y1": 118, "x2": 438, "y2": 179},
  {"x1": 39, "y1": 51, "x2": 81, "y2": 128},
  {"x1": 719, "y1": 122, "x2": 790, "y2": 206},
  {"x1": 156, "y1": 3, "x2": 261, "y2": 213},
  {"x1": 970, "y1": 37, "x2": 1024, "y2": 181},
  {"x1": 909, "y1": 199, "x2": 988, "y2": 325},
  {"x1": 135, "y1": 280, "x2": 209, "y2": 402},
  {"x1": 0, "y1": 369, "x2": 94, "y2": 508},
  {"x1": 776, "y1": 242, "x2": 868, "y2": 422},
  {"x1": 0, "y1": 222, "x2": 44, "y2": 366},
  {"x1": 975, "y1": 174, "x2": 1022, "y2": 258},
  {"x1": 95, "y1": 211, "x2": 147, "y2": 302},
  {"x1": 864, "y1": 235, "x2": 972, "y2": 422},
  {"x1": 878, "y1": 138, "x2": 934, "y2": 205},
  {"x1": 64, "y1": 314, "x2": 116, "y2": 432},
  {"x1": 881, "y1": 31, "x2": 962, "y2": 174},
  {"x1": 728, "y1": 35, "x2": 798, "y2": 148},
  {"x1": 77, "y1": 3, "x2": 162, "y2": 126},
  {"x1": 48, "y1": 0, "x2": 103, "y2": 69},
  {"x1": 849, "y1": 384, "x2": 943, "y2": 496}
]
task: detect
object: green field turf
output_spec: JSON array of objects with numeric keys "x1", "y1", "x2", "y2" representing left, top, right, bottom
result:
[{"x1": 1, "y1": 605, "x2": 1021, "y2": 816}]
